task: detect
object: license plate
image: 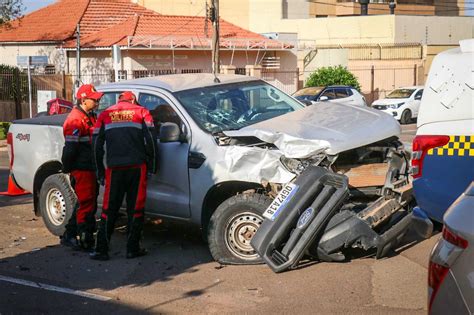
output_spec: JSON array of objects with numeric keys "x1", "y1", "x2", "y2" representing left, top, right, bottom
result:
[{"x1": 263, "y1": 183, "x2": 299, "y2": 221}]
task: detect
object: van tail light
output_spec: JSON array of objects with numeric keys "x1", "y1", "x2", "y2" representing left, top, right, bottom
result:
[
  {"x1": 428, "y1": 226, "x2": 468, "y2": 312},
  {"x1": 412, "y1": 135, "x2": 449, "y2": 179},
  {"x1": 6, "y1": 132, "x2": 13, "y2": 169},
  {"x1": 442, "y1": 225, "x2": 469, "y2": 249}
]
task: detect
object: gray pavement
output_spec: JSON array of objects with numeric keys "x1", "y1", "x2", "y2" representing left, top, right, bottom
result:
[{"x1": 0, "y1": 124, "x2": 437, "y2": 314}]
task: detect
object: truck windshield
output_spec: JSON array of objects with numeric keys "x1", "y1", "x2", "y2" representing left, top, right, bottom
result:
[
  {"x1": 174, "y1": 81, "x2": 304, "y2": 133},
  {"x1": 386, "y1": 89, "x2": 416, "y2": 99}
]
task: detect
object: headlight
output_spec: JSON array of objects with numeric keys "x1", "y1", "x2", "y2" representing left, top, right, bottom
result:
[{"x1": 389, "y1": 102, "x2": 405, "y2": 109}]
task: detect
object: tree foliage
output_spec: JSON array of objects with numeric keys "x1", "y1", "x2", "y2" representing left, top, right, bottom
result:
[
  {"x1": 305, "y1": 65, "x2": 361, "y2": 91},
  {"x1": 0, "y1": 0, "x2": 24, "y2": 26}
]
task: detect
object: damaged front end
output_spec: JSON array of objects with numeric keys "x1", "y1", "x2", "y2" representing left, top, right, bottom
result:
[{"x1": 249, "y1": 137, "x2": 433, "y2": 273}]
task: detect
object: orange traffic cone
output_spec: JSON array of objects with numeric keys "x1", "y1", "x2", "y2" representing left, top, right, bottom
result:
[{"x1": 0, "y1": 174, "x2": 30, "y2": 196}]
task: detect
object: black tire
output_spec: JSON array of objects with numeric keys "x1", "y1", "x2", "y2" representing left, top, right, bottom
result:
[
  {"x1": 207, "y1": 193, "x2": 271, "y2": 265},
  {"x1": 400, "y1": 109, "x2": 412, "y2": 125},
  {"x1": 39, "y1": 173, "x2": 76, "y2": 236}
]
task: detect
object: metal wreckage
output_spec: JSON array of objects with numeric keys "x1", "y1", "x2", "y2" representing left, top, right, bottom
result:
[{"x1": 216, "y1": 105, "x2": 433, "y2": 273}]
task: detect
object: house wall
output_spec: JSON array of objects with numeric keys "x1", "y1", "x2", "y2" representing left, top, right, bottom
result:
[
  {"x1": 393, "y1": 15, "x2": 472, "y2": 45},
  {"x1": 66, "y1": 49, "x2": 296, "y2": 73},
  {"x1": 128, "y1": 50, "x2": 258, "y2": 71},
  {"x1": 67, "y1": 50, "x2": 114, "y2": 74},
  {"x1": 247, "y1": 15, "x2": 473, "y2": 45},
  {"x1": 0, "y1": 44, "x2": 63, "y2": 69},
  {"x1": 308, "y1": 2, "x2": 435, "y2": 17},
  {"x1": 137, "y1": 0, "x2": 251, "y2": 30}
]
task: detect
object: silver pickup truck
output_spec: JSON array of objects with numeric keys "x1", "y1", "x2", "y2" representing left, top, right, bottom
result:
[{"x1": 7, "y1": 74, "x2": 431, "y2": 265}]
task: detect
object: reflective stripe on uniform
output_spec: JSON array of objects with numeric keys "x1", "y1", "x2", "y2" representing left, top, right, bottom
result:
[
  {"x1": 105, "y1": 122, "x2": 142, "y2": 130},
  {"x1": 65, "y1": 135, "x2": 79, "y2": 142},
  {"x1": 428, "y1": 135, "x2": 474, "y2": 157},
  {"x1": 79, "y1": 136, "x2": 90, "y2": 142}
]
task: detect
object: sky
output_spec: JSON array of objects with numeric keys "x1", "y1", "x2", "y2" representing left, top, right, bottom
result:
[
  {"x1": 23, "y1": 0, "x2": 56, "y2": 14},
  {"x1": 22, "y1": 0, "x2": 473, "y2": 16}
]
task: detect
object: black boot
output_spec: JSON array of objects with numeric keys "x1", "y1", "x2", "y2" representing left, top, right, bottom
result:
[
  {"x1": 60, "y1": 206, "x2": 79, "y2": 248},
  {"x1": 60, "y1": 231, "x2": 79, "y2": 249},
  {"x1": 89, "y1": 218, "x2": 110, "y2": 261},
  {"x1": 77, "y1": 223, "x2": 95, "y2": 252},
  {"x1": 126, "y1": 217, "x2": 147, "y2": 259}
]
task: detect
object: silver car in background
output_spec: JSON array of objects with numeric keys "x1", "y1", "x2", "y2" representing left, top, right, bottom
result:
[{"x1": 428, "y1": 182, "x2": 474, "y2": 315}]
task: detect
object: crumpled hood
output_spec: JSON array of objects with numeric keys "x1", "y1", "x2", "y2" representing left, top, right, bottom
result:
[
  {"x1": 224, "y1": 102, "x2": 401, "y2": 156},
  {"x1": 372, "y1": 98, "x2": 409, "y2": 106}
]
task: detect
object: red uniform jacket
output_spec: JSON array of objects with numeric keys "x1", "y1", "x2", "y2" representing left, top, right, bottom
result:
[
  {"x1": 62, "y1": 106, "x2": 96, "y2": 172},
  {"x1": 93, "y1": 101, "x2": 158, "y2": 177}
]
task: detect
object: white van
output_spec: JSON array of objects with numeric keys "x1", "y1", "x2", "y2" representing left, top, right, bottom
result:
[{"x1": 412, "y1": 39, "x2": 474, "y2": 222}]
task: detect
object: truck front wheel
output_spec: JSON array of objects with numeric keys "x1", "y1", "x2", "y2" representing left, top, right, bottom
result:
[
  {"x1": 39, "y1": 174, "x2": 76, "y2": 236},
  {"x1": 207, "y1": 193, "x2": 271, "y2": 265}
]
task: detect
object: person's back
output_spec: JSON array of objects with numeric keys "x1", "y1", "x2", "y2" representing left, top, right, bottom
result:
[
  {"x1": 91, "y1": 91, "x2": 158, "y2": 261},
  {"x1": 94, "y1": 101, "x2": 156, "y2": 171}
]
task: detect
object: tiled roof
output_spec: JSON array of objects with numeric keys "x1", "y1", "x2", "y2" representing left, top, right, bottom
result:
[
  {"x1": 74, "y1": 15, "x2": 138, "y2": 48},
  {"x1": 66, "y1": 14, "x2": 291, "y2": 49},
  {"x1": 79, "y1": 0, "x2": 155, "y2": 36},
  {"x1": 0, "y1": 0, "x2": 154, "y2": 42},
  {"x1": 0, "y1": 0, "x2": 87, "y2": 42},
  {"x1": 1, "y1": 0, "x2": 291, "y2": 50}
]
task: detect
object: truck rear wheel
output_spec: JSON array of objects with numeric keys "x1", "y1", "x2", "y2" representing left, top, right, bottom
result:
[
  {"x1": 39, "y1": 174, "x2": 76, "y2": 236},
  {"x1": 207, "y1": 193, "x2": 271, "y2": 265}
]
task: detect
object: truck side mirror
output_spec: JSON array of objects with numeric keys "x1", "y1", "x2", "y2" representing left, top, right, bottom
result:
[
  {"x1": 319, "y1": 96, "x2": 329, "y2": 102},
  {"x1": 160, "y1": 122, "x2": 181, "y2": 143}
]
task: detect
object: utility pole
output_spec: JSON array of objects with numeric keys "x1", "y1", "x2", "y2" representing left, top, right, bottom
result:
[
  {"x1": 76, "y1": 24, "x2": 81, "y2": 91},
  {"x1": 389, "y1": 1, "x2": 396, "y2": 15},
  {"x1": 210, "y1": 0, "x2": 220, "y2": 82},
  {"x1": 360, "y1": 0, "x2": 369, "y2": 16}
]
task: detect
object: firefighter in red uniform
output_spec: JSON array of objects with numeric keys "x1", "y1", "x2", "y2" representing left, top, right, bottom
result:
[
  {"x1": 90, "y1": 91, "x2": 158, "y2": 260},
  {"x1": 60, "y1": 84, "x2": 103, "y2": 250}
]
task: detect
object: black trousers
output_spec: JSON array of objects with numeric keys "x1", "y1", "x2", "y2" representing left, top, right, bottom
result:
[{"x1": 96, "y1": 164, "x2": 147, "y2": 253}]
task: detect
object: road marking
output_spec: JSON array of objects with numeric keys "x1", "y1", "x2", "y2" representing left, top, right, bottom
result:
[{"x1": 0, "y1": 275, "x2": 111, "y2": 301}]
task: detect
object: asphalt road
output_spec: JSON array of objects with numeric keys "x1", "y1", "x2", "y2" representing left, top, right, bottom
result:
[{"x1": 0, "y1": 124, "x2": 438, "y2": 314}]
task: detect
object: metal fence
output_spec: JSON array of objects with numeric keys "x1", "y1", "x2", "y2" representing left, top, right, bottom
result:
[
  {"x1": 347, "y1": 65, "x2": 422, "y2": 104},
  {"x1": 262, "y1": 69, "x2": 300, "y2": 95}
]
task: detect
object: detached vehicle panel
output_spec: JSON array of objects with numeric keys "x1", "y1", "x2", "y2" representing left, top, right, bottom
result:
[{"x1": 8, "y1": 74, "x2": 428, "y2": 265}]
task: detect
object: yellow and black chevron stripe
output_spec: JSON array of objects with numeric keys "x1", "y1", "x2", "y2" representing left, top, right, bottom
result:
[{"x1": 427, "y1": 136, "x2": 474, "y2": 157}]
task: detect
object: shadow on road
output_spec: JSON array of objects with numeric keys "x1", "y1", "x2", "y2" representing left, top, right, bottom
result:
[{"x1": 0, "y1": 217, "x2": 214, "y2": 292}]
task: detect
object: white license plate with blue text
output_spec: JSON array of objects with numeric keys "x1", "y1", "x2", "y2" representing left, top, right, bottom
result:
[{"x1": 263, "y1": 183, "x2": 299, "y2": 221}]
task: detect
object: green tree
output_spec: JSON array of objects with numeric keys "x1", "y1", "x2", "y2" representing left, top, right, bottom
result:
[
  {"x1": 305, "y1": 65, "x2": 361, "y2": 91},
  {"x1": 0, "y1": 0, "x2": 24, "y2": 27}
]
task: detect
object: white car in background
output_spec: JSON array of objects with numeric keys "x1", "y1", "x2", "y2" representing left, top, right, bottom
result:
[
  {"x1": 371, "y1": 86, "x2": 424, "y2": 124},
  {"x1": 293, "y1": 86, "x2": 367, "y2": 107}
]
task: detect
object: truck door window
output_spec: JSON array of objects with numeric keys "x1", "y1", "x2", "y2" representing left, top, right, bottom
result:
[
  {"x1": 98, "y1": 92, "x2": 122, "y2": 111},
  {"x1": 138, "y1": 93, "x2": 183, "y2": 135}
]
